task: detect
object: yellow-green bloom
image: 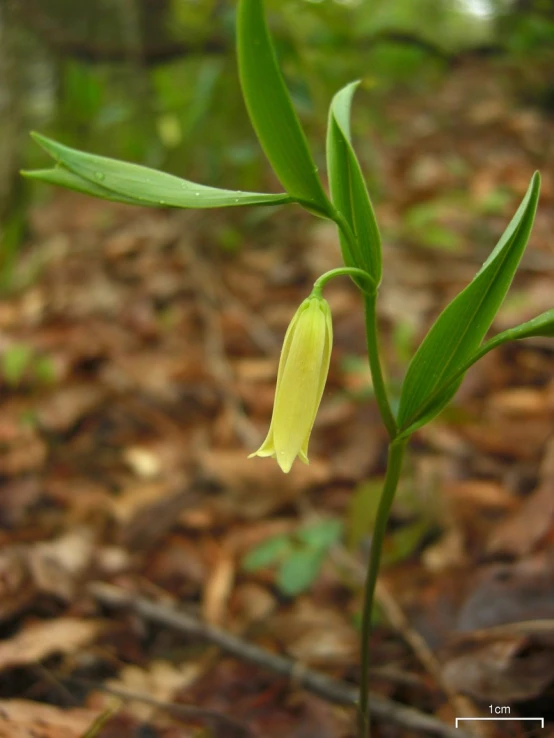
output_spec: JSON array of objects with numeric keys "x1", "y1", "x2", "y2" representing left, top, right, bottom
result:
[{"x1": 249, "y1": 294, "x2": 333, "y2": 473}]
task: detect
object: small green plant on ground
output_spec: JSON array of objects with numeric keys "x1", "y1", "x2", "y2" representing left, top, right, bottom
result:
[
  {"x1": 1, "y1": 344, "x2": 55, "y2": 388},
  {"x1": 243, "y1": 518, "x2": 343, "y2": 597},
  {"x1": 23, "y1": 0, "x2": 552, "y2": 735}
]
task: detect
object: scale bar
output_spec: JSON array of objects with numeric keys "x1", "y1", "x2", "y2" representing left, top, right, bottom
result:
[{"x1": 456, "y1": 718, "x2": 544, "y2": 728}]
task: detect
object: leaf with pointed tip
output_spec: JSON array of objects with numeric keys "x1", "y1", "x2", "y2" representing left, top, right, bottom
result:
[
  {"x1": 28, "y1": 133, "x2": 293, "y2": 209},
  {"x1": 236, "y1": 0, "x2": 330, "y2": 215},
  {"x1": 400, "y1": 308, "x2": 554, "y2": 437},
  {"x1": 22, "y1": 167, "x2": 144, "y2": 206},
  {"x1": 397, "y1": 172, "x2": 541, "y2": 435},
  {"x1": 501, "y1": 309, "x2": 554, "y2": 340},
  {"x1": 326, "y1": 81, "x2": 381, "y2": 283},
  {"x1": 462, "y1": 309, "x2": 554, "y2": 373}
]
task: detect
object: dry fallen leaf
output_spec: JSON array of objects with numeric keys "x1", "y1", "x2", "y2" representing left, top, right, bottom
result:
[
  {"x1": 202, "y1": 545, "x2": 236, "y2": 626},
  {"x1": 456, "y1": 553, "x2": 554, "y2": 632},
  {"x1": 441, "y1": 630, "x2": 554, "y2": 702},
  {"x1": 123, "y1": 445, "x2": 162, "y2": 478},
  {"x1": 0, "y1": 617, "x2": 103, "y2": 672},
  {"x1": 0, "y1": 699, "x2": 101, "y2": 738},
  {"x1": 271, "y1": 599, "x2": 358, "y2": 667},
  {"x1": 104, "y1": 661, "x2": 202, "y2": 722},
  {"x1": 0, "y1": 528, "x2": 97, "y2": 622},
  {"x1": 488, "y1": 436, "x2": 554, "y2": 556},
  {"x1": 36, "y1": 383, "x2": 106, "y2": 433},
  {"x1": 199, "y1": 449, "x2": 330, "y2": 521},
  {"x1": 109, "y1": 479, "x2": 195, "y2": 549},
  {"x1": 0, "y1": 417, "x2": 47, "y2": 476},
  {"x1": 28, "y1": 527, "x2": 96, "y2": 600}
]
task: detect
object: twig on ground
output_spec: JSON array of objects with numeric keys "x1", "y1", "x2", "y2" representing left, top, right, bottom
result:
[{"x1": 90, "y1": 581, "x2": 469, "y2": 738}]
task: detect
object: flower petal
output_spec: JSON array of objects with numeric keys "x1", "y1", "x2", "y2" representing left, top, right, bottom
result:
[
  {"x1": 273, "y1": 299, "x2": 326, "y2": 462},
  {"x1": 248, "y1": 425, "x2": 276, "y2": 459},
  {"x1": 249, "y1": 294, "x2": 333, "y2": 473}
]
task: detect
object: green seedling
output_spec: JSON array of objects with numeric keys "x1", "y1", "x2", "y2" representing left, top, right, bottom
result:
[
  {"x1": 243, "y1": 518, "x2": 343, "y2": 596},
  {"x1": 2, "y1": 344, "x2": 55, "y2": 388}
]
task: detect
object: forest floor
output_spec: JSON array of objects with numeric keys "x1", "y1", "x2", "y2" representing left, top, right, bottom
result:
[{"x1": 2, "y1": 61, "x2": 554, "y2": 737}]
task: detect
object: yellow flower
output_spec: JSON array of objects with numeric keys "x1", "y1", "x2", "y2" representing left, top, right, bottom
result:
[{"x1": 249, "y1": 295, "x2": 333, "y2": 473}]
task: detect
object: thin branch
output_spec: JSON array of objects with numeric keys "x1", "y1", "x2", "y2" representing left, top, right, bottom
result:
[{"x1": 90, "y1": 581, "x2": 469, "y2": 738}]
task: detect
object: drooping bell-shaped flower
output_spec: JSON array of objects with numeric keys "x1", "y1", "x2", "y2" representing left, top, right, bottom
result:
[{"x1": 249, "y1": 294, "x2": 333, "y2": 473}]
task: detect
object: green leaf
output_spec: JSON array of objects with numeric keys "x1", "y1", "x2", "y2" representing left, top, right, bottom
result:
[
  {"x1": 397, "y1": 172, "x2": 541, "y2": 435},
  {"x1": 242, "y1": 535, "x2": 292, "y2": 572},
  {"x1": 296, "y1": 518, "x2": 343, "y2": 550},
  {"x1": 276, "y1": 547, "x2": 326, "y2": 596},
  {"x1": 27, "y1": 133, "x2": 293, "y2": 209},
  {"x1": 383, "y1": 519, "x2": 429, "y2": 567},
  {"x1": 346, "y1": 479, "x2": 384, "y2": 551},
  {"x1": 236, "y1": 0, "x2": 330, "y2": 215},
  {"x1": 326, "y1": 81, "x2": 382, "y2": 283},
  {"x1": 402, "y1": 308, "x2": 554, "y2": 435},
  {"x1": 2, "y1": 345, "x2": 33, "y2": 387},
  {"x1": 33, "y1": 356, "x2": 57, "y2": 385},
  {"x1": 499, "y1": 308, "x2": 554, "y2": 340},
  {"x1": 22, "y1": 167, "x2": 145, "y2": 206}
]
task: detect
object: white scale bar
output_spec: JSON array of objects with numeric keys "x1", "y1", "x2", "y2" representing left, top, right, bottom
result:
[{"x1": 456, "y1": 718, "x2": 544, "y2": 728}]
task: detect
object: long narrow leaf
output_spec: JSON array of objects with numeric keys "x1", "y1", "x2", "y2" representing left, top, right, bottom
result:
[
  {"x1": 499, "y1": 308, "x2": 554, "y2": 340},
  {"x1": 397, "y1": 172, "x2": 541, "y2": 432},
  {"x1": 22, "y1": 167, "x2": 147, "y2": 206},
  {"x1": 236, "y1": 0, "x2": 330, "y2": 215},
  {"x1": 326, "y1": 82, "x2": 382, "y2": 283},
  {"x1": 400, "y1": 308, "x2": 554, "y2": 437},
  {"x1": 29, "y1": 133, "x2": 293, "y2": 209}
]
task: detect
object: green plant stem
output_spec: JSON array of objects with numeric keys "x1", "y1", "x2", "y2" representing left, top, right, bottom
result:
[
  {"x1": 312, "y1": 267, "x2": 374, "y2": 296},
  {"x1": 357, "y1": 437, "x2": 407, "y2": 738},
  {"x1": 331, "y1": 209, "x2": 377, "y2": 291},
  {"x1": 364, "y1": 294, "x2": 396, "y2": 438}
]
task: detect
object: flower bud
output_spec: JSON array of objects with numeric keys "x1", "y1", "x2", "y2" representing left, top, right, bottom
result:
[{"x1": 249, "y1": 294, "x2": 333, "y2": 473}]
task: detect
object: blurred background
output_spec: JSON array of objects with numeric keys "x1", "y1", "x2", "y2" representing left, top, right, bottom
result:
[
  {"x1": 3, "y1": 0, "x2": 554, "y2": 246},
  {"x1": 1, "y1": 1, "x2": 554, "y2": 736}
]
